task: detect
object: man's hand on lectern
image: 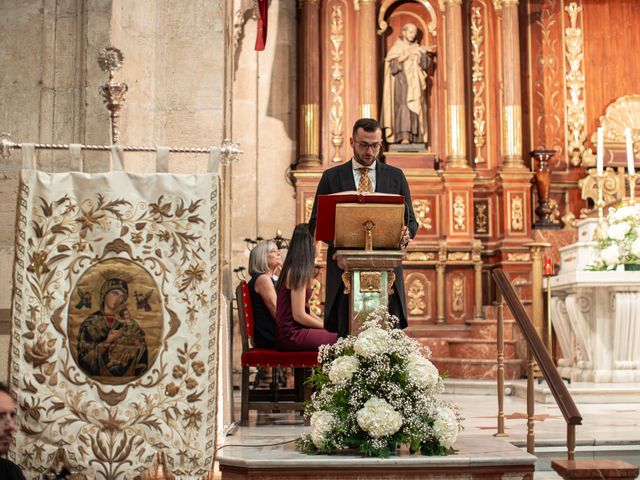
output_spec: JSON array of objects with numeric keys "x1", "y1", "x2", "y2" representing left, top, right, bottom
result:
[{"x1": 400, "y1": 225, "x2": 411, "y2": 249}]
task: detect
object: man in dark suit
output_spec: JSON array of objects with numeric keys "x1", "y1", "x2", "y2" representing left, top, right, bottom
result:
[
  {"x1": 0, "y1": 383, "x2": 25, "y2": 480},
  {"x1": 308, "y1": 118, "x2": 418, "y2": 337}
]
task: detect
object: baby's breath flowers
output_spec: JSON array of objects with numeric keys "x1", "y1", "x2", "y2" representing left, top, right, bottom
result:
[{"x1": 297, "y1": 306, "x2": 462, "y2": 458}]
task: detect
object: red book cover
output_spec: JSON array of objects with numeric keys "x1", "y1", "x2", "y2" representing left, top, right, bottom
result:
[{"x1": 315, "y1": 191, "x2": 405, "y2": 242}]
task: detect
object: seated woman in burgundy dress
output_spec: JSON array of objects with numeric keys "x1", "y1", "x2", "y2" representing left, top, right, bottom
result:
[
  {"x1": 247, "y1": 240, "x2": 282, "y2": 348},
  {"x1": 275, "y1": 224, "x2": 338, "y2": 351}
]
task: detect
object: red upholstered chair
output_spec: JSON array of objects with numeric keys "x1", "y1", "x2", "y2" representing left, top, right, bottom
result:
[{"x1": 236, "y1": 281, "x2": 318, "y2": 426}]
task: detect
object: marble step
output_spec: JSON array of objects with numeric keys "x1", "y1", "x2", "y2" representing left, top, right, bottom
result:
[
  {"x1": 423, "y1": 337, "x2": 519, "y2": 360},
  {"x1": 467, "y1": 318, "x2": 519, "y2": 341},
  {"x1": 433, "y1": 357, "x2": 524, "y2": 380}
]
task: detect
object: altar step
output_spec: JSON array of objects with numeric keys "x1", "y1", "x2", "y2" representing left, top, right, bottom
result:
[{"x1": 423, "y1": 315, "x2": 525, "y2": 380}]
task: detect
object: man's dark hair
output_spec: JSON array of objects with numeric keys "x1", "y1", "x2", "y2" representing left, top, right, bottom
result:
[
  {"x1": 0, "y1": 382, "x2": 10, "y2": 396},
  {"x1": 352, "y1": 118, "x2": 381, "y2": 137}
]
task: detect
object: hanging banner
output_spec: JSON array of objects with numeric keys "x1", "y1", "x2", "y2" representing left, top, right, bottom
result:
[{"x1": 10, "y1": 168, "x2": 220, "y2": 479}]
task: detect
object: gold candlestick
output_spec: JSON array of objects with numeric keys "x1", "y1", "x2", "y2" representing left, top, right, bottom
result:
[
  {"x1": 594, "y1": 172, "x2": 606, "y2": 240},
  {"x1": 629, "y1": 172, "x2": 637, "y2": 205}
]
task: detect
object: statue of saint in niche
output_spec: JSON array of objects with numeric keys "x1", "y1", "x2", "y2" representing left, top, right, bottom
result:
[{"x1": 381, "y1": 23, "x2": 435, "y2": 147}]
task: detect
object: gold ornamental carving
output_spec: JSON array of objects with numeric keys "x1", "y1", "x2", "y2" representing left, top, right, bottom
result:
[
  {"x1": 579, "y1": 168, "x2": 625, "y2": 215},
  {"x1": 413, "y1": 199, "x2": 433, "y2": 231},
  {"x1": 342, "y1": 272, "x2": 351, "y2": 294},
  {"x1": 492, "y1": 0, "x2": 502, "y2": 10},
  {"x1": 305, "y1": 197, "x2": 314, "y2": 223},
  {"x1": 388, "y1": 272, "x2": 396, "y2": 295},
  {"x1": 310, "y1": 278, "x2": 322, "y2": 316},
  {"x1": 474, "y1": 200, "x2": 489, "y2": 234},
  {"x1": 330, "y1": 5, "x2": 345, "y2": 163},
  {"x1": 507, "y1": 252, "x2": 531, "y2": 262},
  {"x1": 360, "y1": 271, "x2": 382, "y2": 293},
  {"x1": 406, "y1": 272, "x2": 430, "y2": 317},
  {"x1": 564, "y1": 2, "x2": 587, "y2": 167},
  {"x1": 511, "y1": 196, "x2": 524, "y2": 231},
  {"x1": 597, "y1": 95, "x2": 640, "y2": 144},
  {"x1": 452, "y1": 275, "x2": 464, "y2": 312},
  {"x1": 453, "y1": 195, "x2": 466, "y2": 231},
  {"x1": 405, "y1": 252, "x2": 435, "y2": 261},
  {"x1": 470, "y1": 7, "x2": 486, "y2": 165},
  {"x1": 448, "y1": 251, "x2": 470, "y2": 261},
  {"x1": 534, "y1": 0, "x2": 563, "y2": 164}
]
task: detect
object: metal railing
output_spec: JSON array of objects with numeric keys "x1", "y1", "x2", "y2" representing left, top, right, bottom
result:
[{"x1": 492, "y1": 268, "x2": 582, "y2": 459}]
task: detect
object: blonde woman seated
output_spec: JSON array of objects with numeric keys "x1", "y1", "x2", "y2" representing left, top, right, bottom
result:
[
  {"x1": 248, "y1": 240, "x2": 282, "y2": 349},
  {"x1": 276, "y1": 224, "x2": 337, "y2": 351}
]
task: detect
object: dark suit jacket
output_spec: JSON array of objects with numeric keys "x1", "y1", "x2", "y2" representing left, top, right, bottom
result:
[{"x1": 308, "y1": 160, "x2": 418, "y2": 334}]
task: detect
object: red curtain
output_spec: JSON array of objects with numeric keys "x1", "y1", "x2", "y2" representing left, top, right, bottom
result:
[{"x1": 255, "y1": 0, "x2": 268, "y2": 51}]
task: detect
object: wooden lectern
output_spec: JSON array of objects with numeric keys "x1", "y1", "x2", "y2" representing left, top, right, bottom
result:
[{"x1": 315, "y1": 192, "x2": 406, "y2": 335}]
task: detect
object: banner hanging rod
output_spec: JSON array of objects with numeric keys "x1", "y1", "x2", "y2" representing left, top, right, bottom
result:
[{"x1": 0, "y1": 134, "x2": 242, "y2": 163}]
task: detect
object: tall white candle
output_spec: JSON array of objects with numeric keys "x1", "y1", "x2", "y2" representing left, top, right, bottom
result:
[
  {"x1": 596, "y1": 127, "x2": 604, "y2": 176},
  {"x1": 625, "y1": 128, "x2": 635, "y2": 175}
]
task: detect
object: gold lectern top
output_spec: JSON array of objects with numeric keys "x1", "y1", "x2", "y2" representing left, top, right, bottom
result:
[{"x1": 334, "y1": 203, "x2": 405, "y2": 250}]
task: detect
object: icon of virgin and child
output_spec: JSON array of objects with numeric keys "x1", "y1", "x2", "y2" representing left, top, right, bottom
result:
[{"x1": 76, "y1": 276, "x2": 149, "y2": 378}]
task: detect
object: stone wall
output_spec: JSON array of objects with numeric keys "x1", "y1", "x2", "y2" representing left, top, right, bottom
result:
[{"x1": 0, "y1": 1, "x2": 298, "y2": 399}]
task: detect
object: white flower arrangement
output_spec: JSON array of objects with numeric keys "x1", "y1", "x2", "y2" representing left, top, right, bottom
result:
[
  {"x1": 297, "y1": 306, "x2": 462, "y2": 458},
  {"x1": 590, "y1": 202, "x2": 640, "y2": 270}
]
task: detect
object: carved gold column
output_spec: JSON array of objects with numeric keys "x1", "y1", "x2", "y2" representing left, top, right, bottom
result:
[
  {"x1": 298, "y1": 0, "x2": 321, "y2": 166},
  {"x1": 444, "y1": 0, "x2": 467, "y2": 168},
  {"x1": 436, "y1": 241, "x2": 446, "y2": 323},
  {"x1": 499, "y1": 0, "x2": 525, "y2": 168},
  {"x1": 357, "y1": 0, "x2": 378, "y2": 118}
]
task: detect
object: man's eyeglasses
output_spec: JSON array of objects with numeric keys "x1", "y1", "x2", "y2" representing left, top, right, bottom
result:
[{"x1": 356, "y1": 142, "x2": 382, "y2": 151}]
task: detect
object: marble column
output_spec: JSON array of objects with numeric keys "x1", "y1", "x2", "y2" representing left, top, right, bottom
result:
[
  {"x1": 357, "y1": 0, "x2": 378, "y2": 119},
  {"x1": 444, "y1": 0, "x2": 467, "y2": 168},
  {"x1": 298, "y1": 0, "x2": 321, "y2": 167},
  {"x1": 499, "y1": 0, "x2": 525, "y2": 169}
]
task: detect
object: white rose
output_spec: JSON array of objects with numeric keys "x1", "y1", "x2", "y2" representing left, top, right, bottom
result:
[
  {"x1": 614, "y1": 205, "x2": 636, "y2": 222},
  {"x1": 354, "y1": 327, "x2": 390, "y2": 358},
  {"x1": 600, "y1": 244, "x2": 620, "y2": 266},
  {"x1": 433, "y1": 406, "x2": 459, "y2": 449},
  {"x1": 310, "y1": 410, "x2": 336, "y2": 448},
  {"x1": 356, "y1": 397, "x2": 403, "y2": 438},
  {"x1": 631, "y1": 238, "x2": 640, "y2": 257},
  {"x1": 406, "y1": 352, "x2": 440, "y2": 388},
  {"x1": 328, "y1": 355, "x2": 360, "y2": 386},
  {"x1": 607, "y1": 222, "x2": 631, "y2": 241}
]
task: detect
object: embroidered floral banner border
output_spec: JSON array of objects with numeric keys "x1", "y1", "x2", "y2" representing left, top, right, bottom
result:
[{"x1": 9, "y1": 169, "x2": 219, "y2": 479}]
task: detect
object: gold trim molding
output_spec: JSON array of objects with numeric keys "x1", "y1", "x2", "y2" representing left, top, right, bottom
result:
[
  {"x1": 564, "y1": 2, "x2": 587, "y2": 167},
  {"x1": 330, "y1": 5, "x2": 345, "y2": 163},
  {"x1": 471, "y1": 7, "x2": 487, "y2": 165}
]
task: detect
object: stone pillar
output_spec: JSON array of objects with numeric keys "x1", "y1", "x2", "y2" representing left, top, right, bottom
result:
[
  {"x1": 500, "y1": 0, "x2": 525, "y2": 169},
  {"x1": 358, "y1": 0, "x2": 378, "y2": 119},
  {"x1": 444, "y1": 0, "x2": 467, "y2": 168},
  {"x1": 298, "y1": 0, "x2": 321, "y2": 166}
]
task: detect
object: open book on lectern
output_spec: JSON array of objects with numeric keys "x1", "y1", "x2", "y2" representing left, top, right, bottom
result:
[{"x1": 314, "y1": 191, "x2": 405, "y2": 249}]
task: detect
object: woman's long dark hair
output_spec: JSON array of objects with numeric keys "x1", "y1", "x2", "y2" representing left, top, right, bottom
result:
[{"x1": 277, "y1": 223, "x2": 315, "y2": 291}]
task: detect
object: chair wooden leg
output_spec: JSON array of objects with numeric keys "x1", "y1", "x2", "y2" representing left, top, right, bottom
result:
[{"x1": 241, "y1": 366, "x2": 250, "y2": 426}]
